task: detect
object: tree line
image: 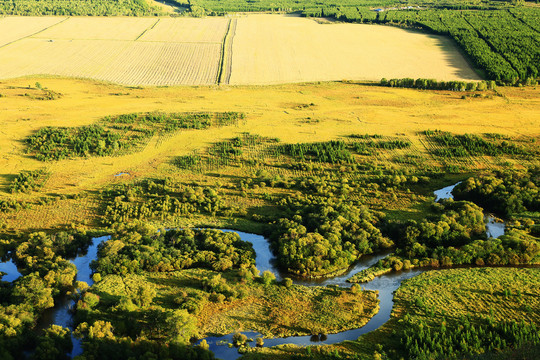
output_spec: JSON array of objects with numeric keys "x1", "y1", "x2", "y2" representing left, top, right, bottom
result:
[{"x1": 0, "y1": 0, "x2": 161, "y2": 16}]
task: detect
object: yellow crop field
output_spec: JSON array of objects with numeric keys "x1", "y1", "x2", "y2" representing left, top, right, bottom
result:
[
  {"x1": 229, "y1": 14, "x2": 481, "y2": 85},
  {"x1": 0, "y1": 15, "x2": 482, "y2": 86},
  {"x1": 89, "y1": 42, "x2": 222, "y2": 85},
  {"x1": 139, "y1": 17, "x2": 229, "y2": 43},
  {"x1": 0, "y1": 16, "x2": 66, "y2": 47},
  {"x1": 32, "y1": 17, "x2": 157, "y2": 41}
]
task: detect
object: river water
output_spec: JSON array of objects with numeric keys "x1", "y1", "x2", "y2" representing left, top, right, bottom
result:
[
  {"x1": 0, "y1": 255, "x2": 21, "y2": 283},
  {"x1": 432, "y1": 181, "x2": 506, "y2": 238},
  {"x1": 5, "y1": 181, "x2": 506, "y2": 359}
]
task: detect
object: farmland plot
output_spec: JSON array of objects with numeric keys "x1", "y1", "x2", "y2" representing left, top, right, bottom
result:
[
  {"x1": 0, "y1": 16, "x2": 66, "y2": 47},
  {"x1": 0, "y1": 38, "x2": 221, "y2": 85},
  {"x1": 229, "y1": 14, "x2": 481, "y2": 84},
  {"x1": 92, "y1": 42, "x2": 222, "y2": 85},
  {"x1": 0, "y1": 16, "x2": 225, "y2": 86}
]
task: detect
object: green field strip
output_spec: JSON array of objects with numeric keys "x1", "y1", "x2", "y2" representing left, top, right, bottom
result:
[{"x1": 134, "y1": 18, "x2": 161, "y2": 41}]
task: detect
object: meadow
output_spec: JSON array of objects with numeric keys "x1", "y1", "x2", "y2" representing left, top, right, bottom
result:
[
  {"x1": 0, "y1": 77, "x2": 538, "y2": 232},
  {"x1": 89, "y1": 269, "x2": 379, "y2": 339},
  {"x1": 0, "y1": 15, "x2": 480, "y2": 86}
]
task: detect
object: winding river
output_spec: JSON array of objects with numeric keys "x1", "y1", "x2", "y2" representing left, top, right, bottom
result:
[
  {"x1": 196, "y1": 181, "x2": 506, "y2": 359},
  {"x1": 0, "y1": 181, "x2": 507, "y2": 359}
]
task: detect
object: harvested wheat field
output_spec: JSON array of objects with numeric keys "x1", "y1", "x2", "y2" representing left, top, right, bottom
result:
[
  {"x1": 0, "y1": 39, "x2": 221, "y2": 85},
  {"x1": 229, "y1": 14, "x2": 480, "y2": 84},
  {"x1": 0, "y1": 16, "x2": 226, "y2": 86},
  {"x1": 0, "y1": 15, "x2": 480, "y2": 86}
]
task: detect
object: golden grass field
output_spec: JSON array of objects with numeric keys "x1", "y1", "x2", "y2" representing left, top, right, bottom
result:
[
  {"x1": 0, "y1": 15, "x2": 480, "y2": 86},
  {"x1": 0, "y1": 76, "x2": 538, "y2": 232}
]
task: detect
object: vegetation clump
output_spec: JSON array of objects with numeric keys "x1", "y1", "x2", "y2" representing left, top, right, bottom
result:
[
  {"x1": 381, "y1": 77, "x2": 494, "y2": 91},
  {"x1": 424, "y1": 131, "x2": 535, "y2": 159},
  {"x1": 401, "y1": 316, "x2": 540, "y2": 359},
  {"x1": 9, "y1": 169, "x2": 49, "y2": 193},
  {"x1": 270, "y1": 195, "x2": 392, "y2": 277},
  {"x1": 26, "y1": 112, "x2": 244, "y2": 161}
]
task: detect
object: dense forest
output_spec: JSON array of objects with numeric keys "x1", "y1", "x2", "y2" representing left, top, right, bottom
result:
[
  {"x1": 401, "y1": 316, "x2": 540, "y2": 359},
  {"x1": 269, "y1": 195, "x2": 392, "y2": 277}
]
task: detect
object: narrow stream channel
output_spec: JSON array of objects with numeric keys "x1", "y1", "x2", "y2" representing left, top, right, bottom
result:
[
  {"x1": 0, "y1": 181, "x2": 508, "y2": 359},
  {"x1": 35, "y1": 235, "x2": 111, "y2": 357}
]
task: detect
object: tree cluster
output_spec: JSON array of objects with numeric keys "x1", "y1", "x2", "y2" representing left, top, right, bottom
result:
[
  {"x1": 453, "y1": 168, "x2": 540, "y2": 217},
  {"x1": 381, "y1": 77, "x2": 494, "y2": 91},
  {"x1": 102, "y1": 179, "x2": 226, "y2": 226},
  {"x1": 91, "y1": 227, "x2": 255, "y2": 276},
  {"x1": 270, "y1": 194, "x2": 392, "y2": 277},
  {"x1": 9, "y1": 169, "x2": 49, "y2": 194},
  {"x1": 26, "y1": 112, "x2": 244, "y2": 161},
  {"x1": 424, "y1": 131, "x2": 535, "y2": 159}
]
